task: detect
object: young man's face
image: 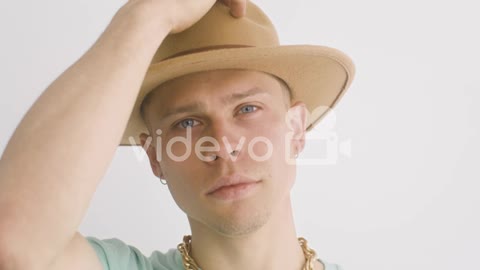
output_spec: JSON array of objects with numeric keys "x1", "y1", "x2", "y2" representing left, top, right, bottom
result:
[{"x1": 140, "y1": 69, "x2": 307, "y2": 236}]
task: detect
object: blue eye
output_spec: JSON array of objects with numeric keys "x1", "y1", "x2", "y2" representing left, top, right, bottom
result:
[
  {"x1": 174, "y1": 105, "x2": 258, "y2": 129},
  {"x1": 176, "y1": 119, "x2": 199, "y2": 129},
  {"x1": 239, "y1": 105, "x2": 258, "y2": 114}
]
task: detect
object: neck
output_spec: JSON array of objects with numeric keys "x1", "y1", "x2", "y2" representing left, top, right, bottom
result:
[{"x1": 186, "y1": 195, "x2": 320, "y2": 270}]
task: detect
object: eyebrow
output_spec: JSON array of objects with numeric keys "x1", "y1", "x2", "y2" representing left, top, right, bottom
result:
[{"x1": 158, "y1": 87, "x2": 270, "y2": 121}]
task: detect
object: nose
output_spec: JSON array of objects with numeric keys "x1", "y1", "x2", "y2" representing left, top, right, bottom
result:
[{"x1": 199, "y1": 120, "x2": 244, "y2": 162}]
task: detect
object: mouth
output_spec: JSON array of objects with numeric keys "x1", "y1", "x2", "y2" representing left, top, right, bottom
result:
[{"x1": 206, "y1": 174, "x2": 261, "y2": 200}]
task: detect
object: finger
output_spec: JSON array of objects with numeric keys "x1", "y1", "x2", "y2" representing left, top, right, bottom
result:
[
  {"x1": 228, "y1": 0, "x2": 247, "y2": 18},
  {"x1": 218, "y1": 0, "x2": 231, "y2": 6}
]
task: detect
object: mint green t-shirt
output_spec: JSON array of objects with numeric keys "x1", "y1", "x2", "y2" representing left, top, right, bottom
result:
[{"x1": 86, "y1": 236, "x2": 343, "y2": 270}]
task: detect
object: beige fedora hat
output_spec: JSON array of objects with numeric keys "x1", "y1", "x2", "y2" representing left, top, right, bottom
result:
[{"x1": 120, "y1": 1, "x2": 355, "y2": 146}]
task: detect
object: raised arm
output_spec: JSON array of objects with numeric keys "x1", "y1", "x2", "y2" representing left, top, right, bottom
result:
[{"x1": 0, "y1": 1, "x2": 245, "y2": 269}]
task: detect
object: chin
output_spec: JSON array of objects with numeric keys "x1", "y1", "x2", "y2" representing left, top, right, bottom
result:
[{"x1": 205, "y1": 200, "x2": 273, "y2": 237}]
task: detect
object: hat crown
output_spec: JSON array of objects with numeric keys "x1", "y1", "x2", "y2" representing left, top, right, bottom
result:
[{"x1": 151, "y1": 2, "x2": 280, "y2": 64}]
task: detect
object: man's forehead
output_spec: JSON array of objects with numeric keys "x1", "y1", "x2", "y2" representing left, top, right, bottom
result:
[
  {"x1": 157, "y1": 87, "x2": 272, "y2": 119},
  {"x1": 148, "y1": 70, "x2": 282, "y2": 106}
]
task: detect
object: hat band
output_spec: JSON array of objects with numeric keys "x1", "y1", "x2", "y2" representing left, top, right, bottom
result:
[{"x1": 162, "y1": 44, "x2": 254, "y2": 61}]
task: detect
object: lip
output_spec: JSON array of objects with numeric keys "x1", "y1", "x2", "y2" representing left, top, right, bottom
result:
[
  {"x1": 206, "y1": 174, "x2": 260, "y2": 195},
  {"x1": 207, "y1": 181, "x2": 260, "y2": 201}
]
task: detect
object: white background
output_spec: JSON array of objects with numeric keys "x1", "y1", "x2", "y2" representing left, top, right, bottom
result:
[{"x1": 1, "y1": 0, "x2": 479, "y2": 269}]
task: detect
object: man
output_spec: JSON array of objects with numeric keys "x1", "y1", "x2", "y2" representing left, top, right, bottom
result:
[{"x1": 0, "y1": 1, "x2": 354, "y2": 270}]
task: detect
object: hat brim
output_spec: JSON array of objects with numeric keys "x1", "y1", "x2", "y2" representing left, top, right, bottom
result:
[{"x1": 120, "y1": 45, "x2": 355, "y2": 146}]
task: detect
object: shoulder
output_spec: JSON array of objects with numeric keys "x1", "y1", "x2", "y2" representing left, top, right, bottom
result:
[{"x1": 86, "y1": 236, "x2": 182, "y2": 270}]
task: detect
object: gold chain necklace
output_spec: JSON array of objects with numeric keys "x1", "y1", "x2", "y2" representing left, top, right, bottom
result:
[{"x1": 177, "y1": 235, "x2": 318, "y2": 270}]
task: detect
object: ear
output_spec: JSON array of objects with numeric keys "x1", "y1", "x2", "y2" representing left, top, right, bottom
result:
[
  {"x1": 139, "y1": 132, "x2": 164, "y2": 179},
  {"x1": 285, "y1": 101, "x2": 309, "y2": 155}
]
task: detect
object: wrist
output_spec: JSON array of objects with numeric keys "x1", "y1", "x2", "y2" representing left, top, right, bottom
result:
[
  {"x1": 109, "y1": 2, "x2": 172, "y2": 45},
  {"x1": 119, "y1": 1, "x2": 174, "y2": 32}
]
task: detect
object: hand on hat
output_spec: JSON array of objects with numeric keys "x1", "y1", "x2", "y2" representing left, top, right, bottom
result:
[
  {"x1": 120, "y1": 0, "x2": 247, "y2": 34},
  {"x1": 167, "y1": 0, "x2": 247, "y2": 33}
]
